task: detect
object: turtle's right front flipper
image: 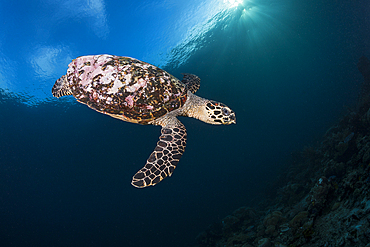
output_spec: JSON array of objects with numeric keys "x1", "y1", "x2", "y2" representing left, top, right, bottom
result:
[
  {"x1": 181, "y1": 73, "x2": 200, "y2": 94},
  {"x1": 131, "y1": 119, "x2": 187, "y2": 188},
  {"x1": 52, "y1": 75, "x2": 72, "y2": 98}
]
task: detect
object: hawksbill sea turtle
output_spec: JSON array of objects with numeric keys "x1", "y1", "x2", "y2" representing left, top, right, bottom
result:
[{"x1": 52, "y1": 54, "x2": 236, "y2": 188}]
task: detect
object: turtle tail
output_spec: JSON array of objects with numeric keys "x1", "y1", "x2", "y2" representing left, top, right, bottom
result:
[{"x1": 52, "y1": 75, "x2": 72, "y2": 98}]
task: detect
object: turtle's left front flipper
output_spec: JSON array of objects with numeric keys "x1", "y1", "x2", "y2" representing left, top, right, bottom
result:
[{"x1": 131, "y1": 119, "x2": 187, "y2": 188}]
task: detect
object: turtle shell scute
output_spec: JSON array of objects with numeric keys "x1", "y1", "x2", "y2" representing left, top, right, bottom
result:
[{"x1": 66, "y1": 55, "x2": 187, "y2": 124}]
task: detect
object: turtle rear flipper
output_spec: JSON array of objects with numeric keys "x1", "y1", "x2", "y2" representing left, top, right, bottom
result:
[
  {"x1": 131, "y1": 118, "x2": 187, "y2": 188},
  {"x1": 52, "y1": 75, "x2": 72, "y2": 98},
  {"x1": 182, "y1": 73, "x2": 200, "y2": 94}
]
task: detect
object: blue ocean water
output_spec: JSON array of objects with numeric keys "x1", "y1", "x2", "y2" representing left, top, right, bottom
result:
[{"x1": 0, "y1": 0, "x2": 369, "y2": 246}]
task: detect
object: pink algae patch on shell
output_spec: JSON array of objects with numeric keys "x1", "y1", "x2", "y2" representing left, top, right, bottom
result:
[
  {"x1": 73, "y1": 55, "x2": 115, "y2": 87},
  {"x1": 125, "y1": 95, "x2": 134, "y2": 108},
  {"x1": 125, "y1": 78, "x2": 148, "y2": 93}
]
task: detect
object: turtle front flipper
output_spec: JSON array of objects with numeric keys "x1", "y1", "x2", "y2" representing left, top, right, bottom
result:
[
  {"x1": 181, "y1": 73, "x2": 200, "y2": 94},
  {"x1": 52, "y1": 75, "x2": 72, "y2": 98},
  {"x1": 131, "y1": 118, "x2": 187, "y2": 188}
]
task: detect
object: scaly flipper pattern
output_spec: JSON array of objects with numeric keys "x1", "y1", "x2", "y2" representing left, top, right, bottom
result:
[
  {"x1": 52, "y1": 75, "x2": 72, "y2": 98},
  {"x1": 181, "y1": 73, "x2": 200, "y2": 94},
  {"x1": 131, "y1": 119, "x2": 187, "y2": 188}
]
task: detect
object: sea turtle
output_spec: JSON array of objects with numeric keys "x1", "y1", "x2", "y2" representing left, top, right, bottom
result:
[{"x1": 52, "y1": 54, "x2": 236, "y2": 188}]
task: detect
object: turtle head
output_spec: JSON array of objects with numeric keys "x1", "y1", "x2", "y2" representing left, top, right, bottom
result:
[
  {"x1": 201, "y1": 100, "x2": 236, "y2": 125},
  {"x1": 185, "y1": 93, "x2": 236, "y2": 125}
]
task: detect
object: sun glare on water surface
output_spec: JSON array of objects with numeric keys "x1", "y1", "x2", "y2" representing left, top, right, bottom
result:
[{"x1": 224, "y1": 0, "x2": 244, "y2": 8}]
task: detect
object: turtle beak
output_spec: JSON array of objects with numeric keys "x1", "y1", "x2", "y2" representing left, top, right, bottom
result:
[
  {"x1": 230, "y1": 113, "x2": 236, "y2": 124},
  {"x1": 225, "y1": 112, "x2": 236, "y2": 124},
  {"x1": 222, "y1": 110, "x2": 236, "y2": 125}
]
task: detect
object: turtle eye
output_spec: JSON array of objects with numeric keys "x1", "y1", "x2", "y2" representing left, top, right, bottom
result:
[{"x1": 222, "y1": 107, "x2": 230, "y2": 116}]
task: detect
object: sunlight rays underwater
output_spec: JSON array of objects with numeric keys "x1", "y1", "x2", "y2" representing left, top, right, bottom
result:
[{"x1": 164, "y1": 0, "x2": 294, "y2": 69}]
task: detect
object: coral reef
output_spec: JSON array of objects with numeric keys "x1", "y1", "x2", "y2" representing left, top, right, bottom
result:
[{"x1": 196, "y1": 57, "x2": 370, "y2": 247}]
